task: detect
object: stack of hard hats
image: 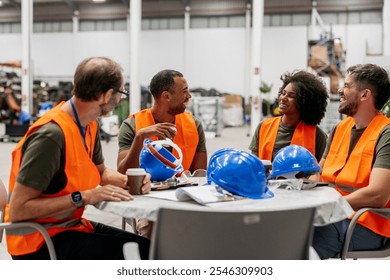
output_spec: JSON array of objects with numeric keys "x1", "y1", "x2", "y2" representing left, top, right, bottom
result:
[
  {"x1": 139, "y1": 138, "x2": 183, "y2": 181},
  {"x1": 268, "y1": 145, "x2": 321, "y2": 179},
  {"x1": 207, "y1": 148, "x2": 273, "y2": 199}
]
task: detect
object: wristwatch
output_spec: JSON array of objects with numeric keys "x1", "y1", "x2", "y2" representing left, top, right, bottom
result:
[{"x1": 70, "y1": 191, "x2": 83, "y2": 208}]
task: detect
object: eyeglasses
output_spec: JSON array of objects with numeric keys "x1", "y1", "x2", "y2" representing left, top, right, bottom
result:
[{"x1": 115, "y1": 88, "x2": 129, "y2": 99}]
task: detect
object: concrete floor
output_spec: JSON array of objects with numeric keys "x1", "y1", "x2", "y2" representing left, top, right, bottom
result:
[{"x1": 0, "y1": 125, "x2": 252, "y2": 259}]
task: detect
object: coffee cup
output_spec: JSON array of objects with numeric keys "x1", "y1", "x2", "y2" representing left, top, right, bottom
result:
[{"x1": 126, "y1": 168, "x2": 146, "y2": 195}]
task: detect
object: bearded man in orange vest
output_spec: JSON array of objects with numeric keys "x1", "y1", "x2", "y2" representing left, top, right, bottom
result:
[
  {"x1": 313, "y1": 64, "x2": 390, "y2": 259},
  {"x1": 249, "y1": 70, "x2": 329, "y2": 163},
  {"x1": 5, "y1": 57, "x2": 151, "y2": 260},
  {"x1": 117, "y1": 69, "x2": 207, "y2": 238}
]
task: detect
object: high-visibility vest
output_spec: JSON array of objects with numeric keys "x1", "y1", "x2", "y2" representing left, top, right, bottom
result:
[
  {"x1": 5, "y1": 102, "x2": 100, "y2": 256},
  {"x1": 322, "y1": 113, "x2": 390, "y2": 237},
  {"x1": 258, "y1": 116, "x2": 316, "y2": 160},
  {"x1": 133, "y1": 109, "x2": 199, "y2": 171}
]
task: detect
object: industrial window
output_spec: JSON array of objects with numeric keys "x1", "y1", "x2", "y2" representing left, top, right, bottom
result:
[
  {"x1": 142, "y1": 17, "x2": 184, "y2": 30},
  {"x1": 0, "y1": 22, "x2": 20, "y2": 33},
  {"x1": 79, "y1": 19, "x2": 127, "y2": 32}
]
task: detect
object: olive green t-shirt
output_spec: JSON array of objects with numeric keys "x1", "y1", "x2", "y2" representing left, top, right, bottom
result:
[
  {"x1": 248, "y1": 120, "x2": 327, "y2": 162},
  {"x1": 16, "y1": 122, "x2": 103, "y2": 193},
  {"x1": 322, "y1": 124, "x2": 390, "y2": 169},
  {"x1": 118, "y1": 115, "x2": 207, "y2": 153}
]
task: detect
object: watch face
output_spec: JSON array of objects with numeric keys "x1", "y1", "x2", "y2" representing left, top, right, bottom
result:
[
  {"x1": 72, "y1": 191, "x2": 82, "y2": 202},
  {"x1": 71, "y1": 191, "x2": 83, "y2": 208}
]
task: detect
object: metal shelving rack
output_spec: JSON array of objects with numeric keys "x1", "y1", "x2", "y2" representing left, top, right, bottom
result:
[{"x1": 187, "y1": 96, "x2": 224, "y2": 138}]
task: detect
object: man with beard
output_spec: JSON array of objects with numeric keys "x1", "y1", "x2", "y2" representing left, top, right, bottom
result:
[
  {"x1": 117, "y1": 69, "x2": 207, "y2": 238},
  {"x1": 249, "y1": 70, "x2": 329, "y2": 163},
  {"x1": 5, "y1": 57, "x2": 151, "y2": 260},
  {"x1": 313, "y1": 63, "x2": 390, "y2": 259}
]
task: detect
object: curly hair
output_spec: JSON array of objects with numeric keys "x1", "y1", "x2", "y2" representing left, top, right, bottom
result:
[
  {"x1": 347, "y1": 64, "x2": 390, "y2": 110},
  {"x1": 278, "y1": 70, "x2": 329, "y2": 125}
]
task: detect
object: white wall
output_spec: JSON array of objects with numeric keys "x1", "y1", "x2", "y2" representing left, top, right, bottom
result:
[
  {"x1": 0, "y1": 23, "x2": 383, "y2": 97},
  {"x1": 261, "y1": 26, "x2": 308, "y2": 98},
  {"x1": 0, "y1": 34, "x2": 23, "y2": 63},
  {"x1": 33, "y1": 33, "x2": 74, "y2": 77},
  {"x1": 140, "y1": 30, "x2": 185, "y2": 85},
  {"x1": 332, "y1": 24, "x2": 383, "y2": 64},
  {"x1": 185, "y1": 28, "x2": 246, "y2": 95}
]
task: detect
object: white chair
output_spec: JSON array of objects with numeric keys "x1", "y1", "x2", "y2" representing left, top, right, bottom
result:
[
  {"x1": 340, "y1": 207, "x2": 390, "y2": 260},
  {"x1": 124, "y1": 206, "x2": 316, "y2": 260},
  {"x1": 0, "y1": 178, "x2": 57, "y2": 260}
]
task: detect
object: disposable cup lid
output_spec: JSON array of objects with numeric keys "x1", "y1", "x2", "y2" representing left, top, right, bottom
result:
[{"x1": 126, "y1": 168, "x2": 146, "y2": 176}]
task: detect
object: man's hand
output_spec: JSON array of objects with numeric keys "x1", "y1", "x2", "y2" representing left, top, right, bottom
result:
[{"x1": 137, "y1": 122, "x2": 176, "y2": 140}]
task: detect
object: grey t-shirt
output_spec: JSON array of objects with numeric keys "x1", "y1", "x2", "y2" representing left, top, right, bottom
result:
[
  {"x1": 248, "y1": 120, "x2": 327, "y2": 162},
  {"x1": 118, "y1": 115, "x2": 207, "y2": 153},
  {"x1": 322, "y1": 123, "x2": 390, "y2": 169},
  {"x1": 16, "y1": 122, "x2": 103, "y2": 193}
]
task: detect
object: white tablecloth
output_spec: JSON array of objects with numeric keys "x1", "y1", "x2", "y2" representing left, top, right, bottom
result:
[{"x1": 95, "y1": 186, "x2": 354, "y2": 226}]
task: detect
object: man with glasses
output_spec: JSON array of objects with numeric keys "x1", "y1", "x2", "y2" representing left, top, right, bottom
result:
[
  {"x1": 313, "y1": 63, "x2": 390, "y2": 259},
  {"x1": 117, "y1": 69, "x2": 207, "y2": 238},
  {"x1": 5, "y1": 57, "x2": 151, "y2": 259}
]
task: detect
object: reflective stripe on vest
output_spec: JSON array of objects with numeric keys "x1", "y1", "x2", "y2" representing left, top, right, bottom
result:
[
  {"x1": 5, "y1": 102, "x2": 100, "y2": 256},
  {"x1": 133, "y1": 109, "x2": 199, "y2": 171},
  {"x1": 322, "y1": 113, "x2": 390, "y2": 237},
  {"x1": 258, "y1": 116, "x2": 316, "y2": 160}
]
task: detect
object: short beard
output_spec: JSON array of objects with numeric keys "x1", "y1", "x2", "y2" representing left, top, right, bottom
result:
[
  {"x1": 167, "y1": 105, "x2": 186, "y2": 115},
  {"x1": 339, "y1": 101, "x2": 358, "y2": 116},
  {"x1": 100, "y1": 94, "x2": 117, "y2": 116}
]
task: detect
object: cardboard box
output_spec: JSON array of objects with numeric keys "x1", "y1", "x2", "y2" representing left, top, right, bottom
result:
[
  {"x1": 223, "y1": 94, "x2": 242, "y2": 108},
  {"x1": 309, "y1": 45, "x2": 328, "y2": 68},
  {"x1": 330, "y1": 75, "x2": 340, "y2": 94}
]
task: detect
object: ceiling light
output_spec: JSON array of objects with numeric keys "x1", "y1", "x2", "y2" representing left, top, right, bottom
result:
[{"x1": 93, "y1": 0, "x2": 106, "y2": 3}]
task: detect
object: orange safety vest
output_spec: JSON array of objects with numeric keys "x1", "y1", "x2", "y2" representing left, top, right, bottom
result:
[
  {"x1": 322, "y1": 114, "x2": 390, "y2": 237},
  {"x1": 133, "y1": 109, "x2": 199, "y2": 171},
  {"x1": 5, "y1": 102, "x2": 101, "y2": 256},
  {"x1": 258, "y1": 116, "x2": 316, "y2": 160}
]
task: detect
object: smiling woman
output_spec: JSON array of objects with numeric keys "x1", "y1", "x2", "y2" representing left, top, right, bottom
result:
[{"x1": 249, "y1": 70, "x2": 329, "y2": 162}]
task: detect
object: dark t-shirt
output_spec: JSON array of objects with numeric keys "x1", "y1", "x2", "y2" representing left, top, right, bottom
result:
[{"x1": 16, "y1": 122, "x2": 103, "y2": 193}]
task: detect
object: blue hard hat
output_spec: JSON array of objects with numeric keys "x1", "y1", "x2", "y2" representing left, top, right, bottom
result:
[
  {"x1": 268, "y1": 145, "x2": 321, "y2": 179},
  {"x1": 18, "y1": 110, "x2": 31, "y2": 124},
  {"x1": 139, "y1": 138, "x2": 183, "y2": 181},
  {"x1": 207, "y1": 148, "x2": 274, "y2": 199},
  {"x1": 40, "y1": 101, "x2": 53, "y2": 110}
]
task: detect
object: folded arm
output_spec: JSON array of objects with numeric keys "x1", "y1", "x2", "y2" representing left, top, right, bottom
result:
[{"x1": 345, "y1": 167, "x2": 390, "y2": 211}]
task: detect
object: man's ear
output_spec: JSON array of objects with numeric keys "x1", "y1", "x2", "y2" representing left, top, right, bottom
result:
[
  {"x1": 101, "y1": 89, "x2": 114, "y2": 104},
  {"x1": 361, "y1": 89, "x2": 371, "y2": 100},
  {"x1": 162, "y1": 91, "x2": 170, "y2": 101}
]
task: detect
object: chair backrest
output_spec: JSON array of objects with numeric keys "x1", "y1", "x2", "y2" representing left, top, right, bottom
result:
[
  {"x1": 149, "y1": 207, "x2": 316, "y2": 260},
  {"x1": 0, "y1": 178, "x2": 8, "y2": 242},
  {"x1": 0, "y1": 178, "x2": 7, "y2": 212},
  {"x1": 340, "y1": 207, "x2": 390, "y2": 259},
  {"x1": 0, "y1": 177, "x2": 57, "y2": 259}
]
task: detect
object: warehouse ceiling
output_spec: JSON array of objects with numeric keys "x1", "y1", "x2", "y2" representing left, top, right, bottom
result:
[{"x1": 0, "y1": 0, "x2": 384, "y2": 22}]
